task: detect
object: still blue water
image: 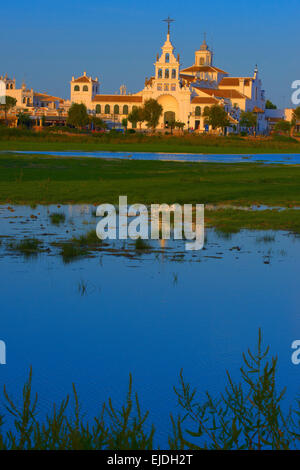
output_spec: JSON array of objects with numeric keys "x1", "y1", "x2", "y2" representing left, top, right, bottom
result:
[
  {"x1": 0, "y1": 204, "x2": 299, "y2": 446},
  {"x1": 5, "y1": 150, "x2": 300, "y2": 164}
]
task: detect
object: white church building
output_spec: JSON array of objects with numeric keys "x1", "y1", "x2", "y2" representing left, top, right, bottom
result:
[{"x1": 70, "y1": 20, "x2": 268, "y2": 133}]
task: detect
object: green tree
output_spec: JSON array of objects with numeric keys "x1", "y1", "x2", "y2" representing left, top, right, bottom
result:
[
  {"x1": 168, "y1": 119, "x2": 176, "y2": 134},
  {"x1": 205, "y1": 105, "x2": 229, "y2": 133},
  {"x1": 90, "y1": 116, "x2": 106, "y2": 130},
  {"x1": 17, "y1": 111, "x2": 31, "y2": 128},
  {"x1": 143, "y1": 99, "x2": 163, "y2": 132},
  {"x1": 67, "y1": 103, "x2": 89, "y2": 129},
  {"x1": 265, "y1": 100, "x2": 277, "y2": 109},
  {"x1": 175, "y1": 121, "x2": 185, "y2": 132},
  {"x1": 274, "y1": 120, "x2": 291, "y2": 134},
  {"x1": 128, "y1": 107, "x2": 145, "y2": 130},
  {"x1": 239, "y1": 111, "x2": 257, "y2": 133},
  {"x1": 0, "y1": 96, "x2": 17, "y2": 125},
  {"x1": 121, "y1": 118, "x2": 128, "y2": 130},
  {"x1": 290, "y1": 107, "x2": 300, "y2": 136}
]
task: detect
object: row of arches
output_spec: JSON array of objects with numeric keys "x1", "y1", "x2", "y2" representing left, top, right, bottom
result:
[
  {"x1": 95, "y1": 104, "x2": 132, "y2": 115},
  {"x1": 157, "y1": 69, "x2": 177, "y2": 79},
  {"x1": 6, "y1": 83, "x2": 14, "y2": 90}
]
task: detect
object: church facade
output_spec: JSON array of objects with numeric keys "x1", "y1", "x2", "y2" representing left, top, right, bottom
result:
[{"x1": 70, "y1": 24, "x2": 268, "y2": 133}]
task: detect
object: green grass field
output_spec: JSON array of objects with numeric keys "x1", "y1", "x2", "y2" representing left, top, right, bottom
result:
[
  {"x1": 1, "y1": 152, "x2": 300, "y2": 233},
  {"x1": 1, "y1": 128, "x2": 300, "y2": 154}
]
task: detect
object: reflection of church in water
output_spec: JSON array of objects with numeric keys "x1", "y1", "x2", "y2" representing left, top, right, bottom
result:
[{"x1": 70, "y1": 18, "x2": 267, "y2": 133}]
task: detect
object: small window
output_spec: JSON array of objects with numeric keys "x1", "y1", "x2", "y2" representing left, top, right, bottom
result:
[
  {"x1": 195, "y1": 106, "x2": 201, "y2": 116},
  {"x1": 158, "y1": 69, "x2": 162, "y2": 78},
  {"x1": 83, "y1": 85, "x2": 89, "y2": 92},
  {"x1": 171, "y1": 84, "x2": 176, "y2": 91},
  {"x1": 123, "y1": 105, "x2": 128, "y2": 115},
  {"x1": 114, "y1": 104, "x2": 119, "y2": 115},
  {"x1": 172, "y1": 69, "x2": 176, "y2": 79},
  {"x1": 165, "y1": 53, "x2": 170, "y2": 63},
  {"x1": 105, "y1": 104, "x2": 110, "y2": 114},
  {"x1": 96, "y1": 104, "x2": 101, "y2": 114},
  {"x1": 74, "y1": 85, "x2": 80, "y2": 91},
  {"x1": 164, "y1": 84, "x2": 169, "y2": 91},
  {"x1": 165, "y1": 69, "x2": 169, "y2": 79}
]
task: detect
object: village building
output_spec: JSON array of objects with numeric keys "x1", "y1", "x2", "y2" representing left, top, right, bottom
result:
[
  {"x1": 69, "y1": 21, "x2": 268, "y2": 133},
  {"x1": 1, "y1": 21, "x2": 294, "y2": 134}
]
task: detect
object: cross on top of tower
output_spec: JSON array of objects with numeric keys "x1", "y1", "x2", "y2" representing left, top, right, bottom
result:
[{"x1": 163, "y1": 16, "x2": 174, "y2": 35}]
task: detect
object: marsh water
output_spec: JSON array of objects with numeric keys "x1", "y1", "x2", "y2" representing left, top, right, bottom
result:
[
  {"x1": 0, "y1": 203, "x2": 299, "y2": 445},
  {"x1": 6, "y1": 150, "x2": 300, "y2": 164}
]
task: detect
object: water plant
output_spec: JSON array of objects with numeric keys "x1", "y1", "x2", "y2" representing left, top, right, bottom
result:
[
  {"x1": 60, "y1": 243, "x2": 87, "y2": 263},
  {"x1": 256, "y1": 233, "x2": 276, "y2": 243},
  {"x1": 134, "y1": 237, "x2": 150, "y2": 251},
  {"x1": 0, "y1": 332, "x2": 298, "y2": 450},
  {"x1": 57, "y1": 230, "x2": 102, "y2": 263},
  {"x1": 49, "y1": 212, "x2": 66, "y2": 225},
  {"x1": 170, "y1": 329, "x2": 299, "y2": 450},
  {"x1": 77, "y1": 280, "x2": 88, "y2": 296},
  {"x1": 8, "y1": 238, "x2": 43, "y2": 257}
]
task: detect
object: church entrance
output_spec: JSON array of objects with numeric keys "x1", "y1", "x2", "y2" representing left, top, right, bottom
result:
[{"x1": 164, "y1": 111, "x2": 175, "y2": 128}]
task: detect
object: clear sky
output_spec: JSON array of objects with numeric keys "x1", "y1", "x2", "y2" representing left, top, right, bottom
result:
[{"x1": 1, "y1": 0, "x2": 298, "y2": 108}]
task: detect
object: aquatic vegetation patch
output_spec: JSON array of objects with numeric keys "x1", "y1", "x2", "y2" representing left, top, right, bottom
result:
[
  {"x1": 49, "y1": 212, "x2": 66, "y2": 225},
  {"x1": 0, "y1": 332, "x2": 298, "y2": 449},
  {"x1": 134, "y1": 237, "x2": 151, "y2": 251},
  {"x1": 8, "y1": 238, "x2": 43, "y2": 257},
  {"x1": 54, "y1": 229, "x2": 103, "y2": 263}
]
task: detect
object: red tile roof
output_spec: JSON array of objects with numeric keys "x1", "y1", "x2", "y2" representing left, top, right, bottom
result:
[
  {"x1": 219, "y1": 77, "x2": 253, "y2": 87},
  {"x1": 73, "y1": 76, "x2": 91, "y2": 83},
  {"x1": 252, "y1": 106, "x2": 264, "y2": 113},
  {"x1": 34, "y1": 92, "x2": 64, "y2": 103},
  {"x1": 191, "y1": 96, "x2": 218, "y2": 104},
  {"x1": 180, "y1": 74, "x2": 196, "y2": 82},
  {"x1": 219, "y1": 77, "x2": 240, "y2": 86},
  {"x1": 181, "y1": 65, "x2": 227, "y2": 74},
  {"x1": 195, "y1": 87, "x2": 247, "y2": 99},
  {"x1": 72, "y1": 75, "x2": 98, "y2": 84}
]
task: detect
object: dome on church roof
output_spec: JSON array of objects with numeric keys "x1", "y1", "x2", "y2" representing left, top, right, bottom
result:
[{"x1": 199, "y1": 39, "x2": 209, "y2": 51}]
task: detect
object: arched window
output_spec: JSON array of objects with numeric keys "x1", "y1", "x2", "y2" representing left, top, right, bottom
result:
[
  {"x1": 105, "y1": 104, "x2": 110, "y2": 114},
  {"x1": 114, "y1": 104, "x2": 119, "y2": 115},
  {"x1": 10, "y1": 84, "x2": 13, "y2": 89},
  {"x1": 165, "y1": 53, "x2": 170, "y2": 63},
  {"x1": 158, "y1": 69, "x2": 162, "y2": 78},
  {"x1": 96, "y1": 104, "x2": 101, "y2": 114},
  {"x1": 172, "y1": 69, "x2": 176, "y2": 79},
  {"x1": 74, "y1": 85, "x2": 80, "y2": 91},
  {"x1": 6, "y1": 84, "x2": 9, "y2": 89},
  {"x1": 195, "y1": 106, "x2": 201, "y2": 116},
  {"x1": 165, "y1": 69, "x2": 169, "y2": 79},
  {"x1": 83, "y1": 85, "x2": 88, "y2": 91},
  {"x1": 123, "y1": 105, "x2": 128, "y2": 115},
  {"x1": 200, "y1": 58, "x2": 205, "y2": 65}
]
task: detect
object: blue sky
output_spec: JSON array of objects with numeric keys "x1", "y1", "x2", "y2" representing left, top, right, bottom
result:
[{"x1": 1, "y1": 0, "x2": 298, "y2": 108}]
